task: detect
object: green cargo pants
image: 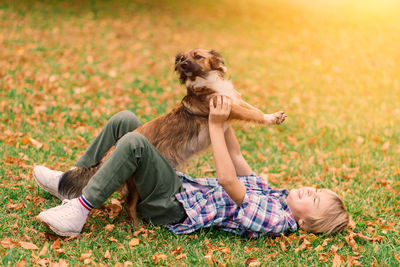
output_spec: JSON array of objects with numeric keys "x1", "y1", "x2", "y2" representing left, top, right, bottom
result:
[{"x1": 76, "y1": 111, "x2": 186, "y2": 225}]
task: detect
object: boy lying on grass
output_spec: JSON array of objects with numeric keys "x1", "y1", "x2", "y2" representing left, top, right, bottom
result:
[{"x1": 34, "y1": 96, "x2": 349, "y2": 237}]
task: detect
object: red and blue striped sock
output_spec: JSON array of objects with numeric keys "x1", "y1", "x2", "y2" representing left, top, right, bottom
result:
[{"x1": 78, "y1": 195, "x2": 94, "y2": 211}]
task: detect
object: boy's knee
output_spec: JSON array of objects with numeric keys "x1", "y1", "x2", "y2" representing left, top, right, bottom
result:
[
  {"x1": 118, "y1": 132, "x2": 150, "y2": 150},
  {"x1": 109, "y1": 111, "x2": 141, "y2": 129}
]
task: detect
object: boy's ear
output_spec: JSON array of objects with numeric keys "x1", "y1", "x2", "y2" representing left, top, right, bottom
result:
[{"x1": 298, "y1": 219, "x2": 307, "y2": 230}]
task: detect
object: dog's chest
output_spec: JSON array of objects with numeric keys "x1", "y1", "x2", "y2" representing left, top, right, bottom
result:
[{"x1": 182, "y1": 126, "x2": 211, "y2": 157}]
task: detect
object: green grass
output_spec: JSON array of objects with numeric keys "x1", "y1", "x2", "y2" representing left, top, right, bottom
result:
[{"x1": 1, "y1": 0, "x2": 399, "y2": 265}]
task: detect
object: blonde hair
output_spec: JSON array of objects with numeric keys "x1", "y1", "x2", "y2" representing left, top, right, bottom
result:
[{"x1": 306, "y1": 194, "x2": 349, "y2": 234}]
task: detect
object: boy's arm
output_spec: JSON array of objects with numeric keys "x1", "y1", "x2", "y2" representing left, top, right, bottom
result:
[
  {"x1": 209, "y1": 96, "x2": 246, "y2": 206},
  {"x1": 224, "y1": 125, "x2": 253, "y2": 176}
]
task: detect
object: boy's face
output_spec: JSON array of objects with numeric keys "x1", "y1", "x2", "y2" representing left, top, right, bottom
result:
[{"x1": 286, "y1": 187, "x2": 336, "y2": 230}]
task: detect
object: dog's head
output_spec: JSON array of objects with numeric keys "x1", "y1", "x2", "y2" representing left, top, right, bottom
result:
[{"x1": 174, "y1": 49, "x2": 227, "y2": 84}]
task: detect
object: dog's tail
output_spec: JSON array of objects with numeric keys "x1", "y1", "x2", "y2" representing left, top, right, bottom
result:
[{"x1": 58, "y1": 164, "x2": 102, "y2": 199}]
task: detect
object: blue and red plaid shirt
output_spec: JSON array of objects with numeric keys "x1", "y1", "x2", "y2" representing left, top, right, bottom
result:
[{"x1": 167, "y1": 172, "x2": 298, "y2": 238}]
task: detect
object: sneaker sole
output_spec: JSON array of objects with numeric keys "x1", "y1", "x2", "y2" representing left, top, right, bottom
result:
[
  {"x1": 33, "y1": 171, "x2": 65, "y2": 200},
  {"x1": 36, "y1": 216, "x2": 80, "y2": 237}
]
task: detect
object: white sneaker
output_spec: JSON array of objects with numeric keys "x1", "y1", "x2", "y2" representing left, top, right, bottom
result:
[
  {"x1": 37, "y1": 198, "x2": 89, "y2": 237},
  {"x1": 33, "y1": 165, "x2": 64, "y2": 200}
]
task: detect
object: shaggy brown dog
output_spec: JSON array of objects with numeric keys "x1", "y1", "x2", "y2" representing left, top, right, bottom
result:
[{"x1": 58, "y1": 49, "x2": 286, "y2": 226}]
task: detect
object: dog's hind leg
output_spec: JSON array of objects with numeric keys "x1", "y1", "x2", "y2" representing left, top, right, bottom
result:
[{"x1": 123, "y1": 178, "x2": 140, "y2": 229}]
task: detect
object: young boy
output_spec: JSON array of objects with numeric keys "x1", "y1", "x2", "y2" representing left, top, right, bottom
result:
[{"x1": 35, "y1": 96, "x2": 349, "y2": 237}]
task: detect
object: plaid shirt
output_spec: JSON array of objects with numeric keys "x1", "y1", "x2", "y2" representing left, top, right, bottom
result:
[{"x1": 167, "y1": 172, "x2": 298, "y2": 238}]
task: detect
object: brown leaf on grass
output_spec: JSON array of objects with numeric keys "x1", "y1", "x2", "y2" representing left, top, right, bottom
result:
[
  {"x1": 79, "y1": 250, "x2": 93, "y2": 261},
  {"x1": 205, "y1": 254, "x2": 216, "y2": 265},
  {"x1": 37, "y1": 258, "x2": 49, "y2": 266},
  {"x1": 314, "y1": 245, "x2": 324, "y2": 252},
  {"x1": 51, "y1": 238, "x2": 60, "y2": 250},
  {"x1": 1, "y1": 238, "x2": 20, "y2": 248},
  {"x1": 266, "y1": 252, "x2": 278, "y2": 260},
  {"x1": 8, "y1": 200, "x2": 24, "y2": 210},
  {"x1": 344, "y1": 233, "x2": 359, "y2": 252},
  {"x1": 346, "y1": 255, "x2": 362, "y2": 266},
  {"x1": 322, "y1": 238, "x2": 332, "y2": 247},
  {"x1": 38, "y1": 243, "x2": 48, "y2": 257},
  {"x1": 16, "y1": 259, "x2": 26, "y2": 267},
  {"x1": 332, "y1": 254, "x2": 343, "y2": 267},
  {"x1": 244, "y1": 246, "x2": 259, "y2": 253},
  {"x1": 50, "y1": 238, "x2": 65, "y2": 254},
  {"x1": 152, "y1": 253, "x2": 167, "y2": 264},
  {"x1": 245, "y1": 257, "x2": 260, "y2": 266},
  {"x1": 295, "y1": 239, "x2": 311, "y2": 253},
  {"x1": 52, "y1": 259, "x2": 68, "y2": 267},
  {"x1": 108, "y1": 236, "x2": 119, "y2": 242},
  {"x1": 218, "y1": 247, "x2": 231, "y2": 254},
  {"x1": 171, "y1": 246, "x2": 184, "y2": 255},
  {"x1": 175, "y1": 253, "x2": 187, "y2": 260},
  {"x1": 104, "y1": 249, "x2": 111, "y2": 259},
  {"x1": 280, "y1": 241, "x2": 287, "y2": 252},
  {"x1": 379, "y1": 224, "x2": 395, "y2": 232},
  {"x1": 128, "y1": 238, "x2": 140, "y2": 247},
  {"x1": 20, "y1": 241, "x2": 39, "y2": 250},
  {"x1": 394, "y1": 254, "x2": 400, "y2": 263},
  {"x1": 133, "y1": 227, "x2": 150, "y2": 236},
  {"x1": 318, "y1": 253, "x2": 329, "y2": 262},
  {"x1": 124, "y1": 261, "x2": 133, "y2": 266},
  {"x1": 104, "y1": 224, "x2": 115, "y2": 233},
  {"x1": 21, "y1": 135, "x2": 43, "y2": 149}
]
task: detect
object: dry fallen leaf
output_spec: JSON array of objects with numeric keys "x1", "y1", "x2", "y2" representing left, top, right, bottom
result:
[
  {"x1": 108, "y1": 236, "x2": 119, "y2": 242},
  {"x1": 104, "y1": 249, "x2": 111, "y2": 259},
  {"x1": 21, "y1": 135, "x2": 43, "y2": 149},
  {"x1": 280, "y1": 241, "x2": 287, "y2": 252},
  {"x1": 322, "y1": 238, "x2": 332, "y2": 247},
  {"x1": 79, "y1": 250, "x2": 93, "y2": 261},
  {"x1": 205, "y1": 254, "x2": 216, "y2": 265},
  {"x1": 38, "y1": 243, "x2": 48, "y2": 257},
  {"x1": 332, "y1": 254, "x2": 343, "y2": 267},
  {"x1": 51, "y1": 238, "x2": 61, "y2": 250},
  {"x1": 128, "y1": 238, "x2": 140, "y2": 247},
  {"x1": 171, "y1": 246, "x2": 184, "y2": 254},
  {"x1": 16, "y1": 259, "x2": 26, "y2": 267},
  {"x1": 245, "y1": 257, "x2": 261, "y2": 266},
  {"x1": 175, "y1": 253, "x2": 187, "y2": 260},
  {"x1": 52, "y1": 259, "x2": 68, "y2": 267},
  {"x1": 152, "y1": 253, "x2": 167, "y2": 265},
  {"x1": 104, "y1": 224, "x2": 115, "y2": 233},
  {"x1": 1, "y1": 238, "x2": 20, "y2": 248},
  {"x1": 20, "y1": 241, "x2": 39, "y2": 250},
  {"x1": 218, "y1": 247, "x2": 231, "y2": 254}
]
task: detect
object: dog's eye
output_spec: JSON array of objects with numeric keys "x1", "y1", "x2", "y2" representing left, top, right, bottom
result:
[{"x1": 194, "y1": 55, "x2": 203, "y2": 60}]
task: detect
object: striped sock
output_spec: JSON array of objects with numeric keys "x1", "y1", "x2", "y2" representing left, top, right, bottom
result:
[{"x1": 78, "y1": 195, "x2": 94, "y2": 211}]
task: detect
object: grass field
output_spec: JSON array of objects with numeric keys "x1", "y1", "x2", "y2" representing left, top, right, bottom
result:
[{"x1": 1, "y1": 0, "x2": 400, "y2": 265}]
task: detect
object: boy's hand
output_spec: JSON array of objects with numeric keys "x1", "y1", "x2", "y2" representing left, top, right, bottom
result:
[{"x1": 209, "y1": 95, "x2": 232, "y2": 126}]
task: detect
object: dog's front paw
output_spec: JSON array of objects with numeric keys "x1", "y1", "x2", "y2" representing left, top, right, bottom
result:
[{"x1": 264, "y1": 111, "x2": 287, "y2": 125}]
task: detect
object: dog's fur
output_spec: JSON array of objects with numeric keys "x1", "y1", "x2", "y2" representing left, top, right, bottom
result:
[{"x1": 58, "y1": 49, "x2": 286, "y2": 226}]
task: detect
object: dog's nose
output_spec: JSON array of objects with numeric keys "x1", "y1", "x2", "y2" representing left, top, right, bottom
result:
[{"x1": 181, "y1": 61, "x2": 189, "y2": 69}]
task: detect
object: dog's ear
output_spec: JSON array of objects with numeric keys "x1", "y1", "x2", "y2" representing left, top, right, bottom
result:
[
  {"x1": 209, "y1": 50, "x2": 227, "y2": 73},
  {"x1": 175, "y1": 52, "x2": 183, "y2": 71}
]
